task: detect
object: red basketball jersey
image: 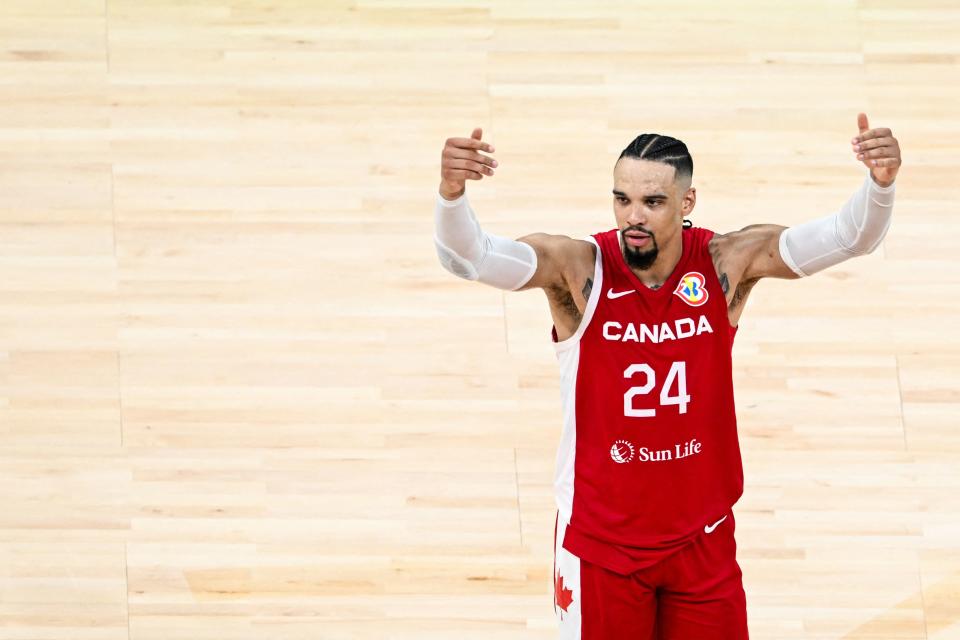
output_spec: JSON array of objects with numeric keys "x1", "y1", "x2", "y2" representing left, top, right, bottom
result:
[{"x1": 551, "y1": 225, "x2": 743, "y2": 575}]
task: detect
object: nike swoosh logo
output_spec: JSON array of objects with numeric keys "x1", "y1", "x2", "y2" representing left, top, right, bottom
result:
[
  {"x1": 607, "y1": 288, "x2": 635, "y2": 299},
  {"x1": 704, "y1": 515, "x2": 727, "y2": 534}
]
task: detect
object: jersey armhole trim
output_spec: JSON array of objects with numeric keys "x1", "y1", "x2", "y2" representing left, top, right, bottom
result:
[{"x1": 553, "y1": 236, "x2": 603, "y2": 353}]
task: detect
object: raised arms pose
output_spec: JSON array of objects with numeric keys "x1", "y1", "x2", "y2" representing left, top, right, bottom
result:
[{"x1": 434, "y1": 115, "x2": 899, "y2": 334}]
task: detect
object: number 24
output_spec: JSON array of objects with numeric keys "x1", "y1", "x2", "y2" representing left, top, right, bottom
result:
[{"x1": 623, "y1": 361, "x2": 690, "y2": 417}]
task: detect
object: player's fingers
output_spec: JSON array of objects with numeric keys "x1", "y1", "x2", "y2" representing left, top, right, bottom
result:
[
  {"x1": 857, "y1": 112, "x2": 869, "y2": 133},
  {"x1": 447, "y1": 136, "x2": 495, "y2": 153},
  {"x1": 447, "y1": 148, "x2": 498, "y2": 168},
  {"x1": 446, "y1": 167, "x2": 484, "y2": 181},
  {"x1": 868, "y1": 156, "x2": 901, "y2": 168},
  {"x1": 854, "y1": 127, "x2": 892, "y2": 143},
  {"x1": 854, "y1": 136, "x2": 895, "y2": 152},
  {"x1": 450, "y1": 169, "x2": 483, "y2": 180},
  {"x1": 857, "y1": 147, "x2": 891, "y2": 161},
  {"x1": 450, "y1": 158, "x2": 495, "y2": 176}
]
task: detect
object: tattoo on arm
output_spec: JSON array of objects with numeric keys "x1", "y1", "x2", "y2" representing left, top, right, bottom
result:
[
  {"x1": 581, "y1": 277, "x2": 593, "y2": 300},
  {"x1": 719, "y1": 272, "x2": 730, "y2": 296}
]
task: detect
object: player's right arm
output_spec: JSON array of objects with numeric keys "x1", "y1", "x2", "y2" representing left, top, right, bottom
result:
[{"x1": 433, "y1": 128, "x2": 576, "y2": 292}]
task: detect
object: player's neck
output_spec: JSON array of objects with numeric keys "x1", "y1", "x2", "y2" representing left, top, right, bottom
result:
[{"x1": 628, "y1": 234, "x2": 683, "y2": 290}]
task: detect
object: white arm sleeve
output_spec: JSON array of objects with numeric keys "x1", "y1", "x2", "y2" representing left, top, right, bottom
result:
[
  {"x1": 778, "y1": 169, "x2": 896, "y2": 277},
  {"x1": 433, "y1": 191, "x2": 538, "y2": 290}
]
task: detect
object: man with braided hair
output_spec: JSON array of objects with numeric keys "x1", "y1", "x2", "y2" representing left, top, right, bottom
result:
[{"x1": 433, "y1": 114, "x2": 900, "y2": 639}]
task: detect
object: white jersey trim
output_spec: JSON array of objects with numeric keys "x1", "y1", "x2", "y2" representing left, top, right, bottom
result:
[
  {"x1": 552, "y1": 235, "x2": 603, "y2": 354},
  {"x1": 554, "y1": 341, "x2": 579, "y2": 524},
  {"x1": 554, "y1": 512, "x2": 582, "y2": 637},
  {"x1": 553, "y1": 237, "x2": 601, "y2": 526}
]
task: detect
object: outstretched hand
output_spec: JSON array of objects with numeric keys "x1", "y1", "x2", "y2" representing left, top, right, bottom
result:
[
  {"x1": 851, "y1": 113, "x2": 900, "y2": 187},
  {"x1": 439, "y1": 127, "x2": 498, "y2": 199}
]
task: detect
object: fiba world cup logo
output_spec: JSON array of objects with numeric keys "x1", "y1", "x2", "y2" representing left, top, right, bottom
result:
[
  {"x1": 673, "y1": 271, "x2": 709, "y2": 307},
  {"x1": 610, "y1": 439, "x2": 635, "y2": 464}
]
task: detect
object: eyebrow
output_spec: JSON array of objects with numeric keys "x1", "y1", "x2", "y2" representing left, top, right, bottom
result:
[{"x1": 612, "y1": 190, "x2": 668, "y2": 199}]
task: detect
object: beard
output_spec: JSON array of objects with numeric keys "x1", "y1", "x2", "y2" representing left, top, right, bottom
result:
[{"x1": 621, "y1": 227, "x2": 659, "y2": 270}]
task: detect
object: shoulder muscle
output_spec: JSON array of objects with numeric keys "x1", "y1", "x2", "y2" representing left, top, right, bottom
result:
[{"x1": 514, "y1": 233, "x2": 595, "y2": 292}]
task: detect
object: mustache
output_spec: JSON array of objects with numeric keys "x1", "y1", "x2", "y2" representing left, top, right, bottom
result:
[{"x1": 622, "y1": 226, "x2": 655, "y2": 239}]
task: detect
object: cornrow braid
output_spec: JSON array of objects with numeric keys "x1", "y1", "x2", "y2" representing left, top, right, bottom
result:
[
  {"x1": 618, "y1": 134, "x2": 693, "y2": 183},
  {"x1": 618, "y1": 133, "x2": 694, "y2": 228}
]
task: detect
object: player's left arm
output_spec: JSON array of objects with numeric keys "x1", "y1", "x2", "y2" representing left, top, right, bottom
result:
[{"x1": 728, "y1": 112, "x2": 901, "y2": 284}]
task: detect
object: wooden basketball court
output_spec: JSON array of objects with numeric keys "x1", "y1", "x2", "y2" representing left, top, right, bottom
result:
[{"x1": 1, "y1": 1, "x2": 957, "y2": 638}]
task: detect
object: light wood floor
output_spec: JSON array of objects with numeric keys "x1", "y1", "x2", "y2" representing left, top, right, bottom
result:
[{"x1": 1, "y1": 1, "x2": 958, "y2": 638}]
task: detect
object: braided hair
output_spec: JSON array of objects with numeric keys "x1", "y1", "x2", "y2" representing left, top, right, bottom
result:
[{"x1": 618, "y1": 134, "x2": 694, "y2": 229}]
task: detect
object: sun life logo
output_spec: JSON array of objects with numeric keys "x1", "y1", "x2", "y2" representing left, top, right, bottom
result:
[
  {"x1": 673, "y1": 271, "x2": 709, "y2": 307},
  {"x1": 610, "y1": 439, "x2": 635, "y2": 464}
]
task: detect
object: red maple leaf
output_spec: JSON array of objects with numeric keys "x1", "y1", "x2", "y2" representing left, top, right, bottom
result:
[{"x1": 555, "y1": 572, "x2": 574, "y2": 616}]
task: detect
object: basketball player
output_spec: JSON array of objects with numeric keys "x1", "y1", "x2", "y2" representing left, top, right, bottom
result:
[{"x1": 433, "y1": 114, "x2": 900, "y2": 639}]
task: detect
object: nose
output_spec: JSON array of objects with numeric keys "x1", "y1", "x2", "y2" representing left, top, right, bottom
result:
[{"x1": 625, "y1": 207, "x2": 647, "y2": 227}]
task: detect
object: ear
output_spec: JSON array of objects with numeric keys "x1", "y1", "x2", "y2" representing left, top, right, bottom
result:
[{"x1": 683, "y1": 186, "x2": 696, "y2": 215}]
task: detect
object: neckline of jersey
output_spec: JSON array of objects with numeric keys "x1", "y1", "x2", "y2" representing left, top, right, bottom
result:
[
  {"x1": 609, "y1": 227, "x2": 740, "y2": 335},
  {"x1": 611, "y1": 227, "x2": 692, "y2": 298}
]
